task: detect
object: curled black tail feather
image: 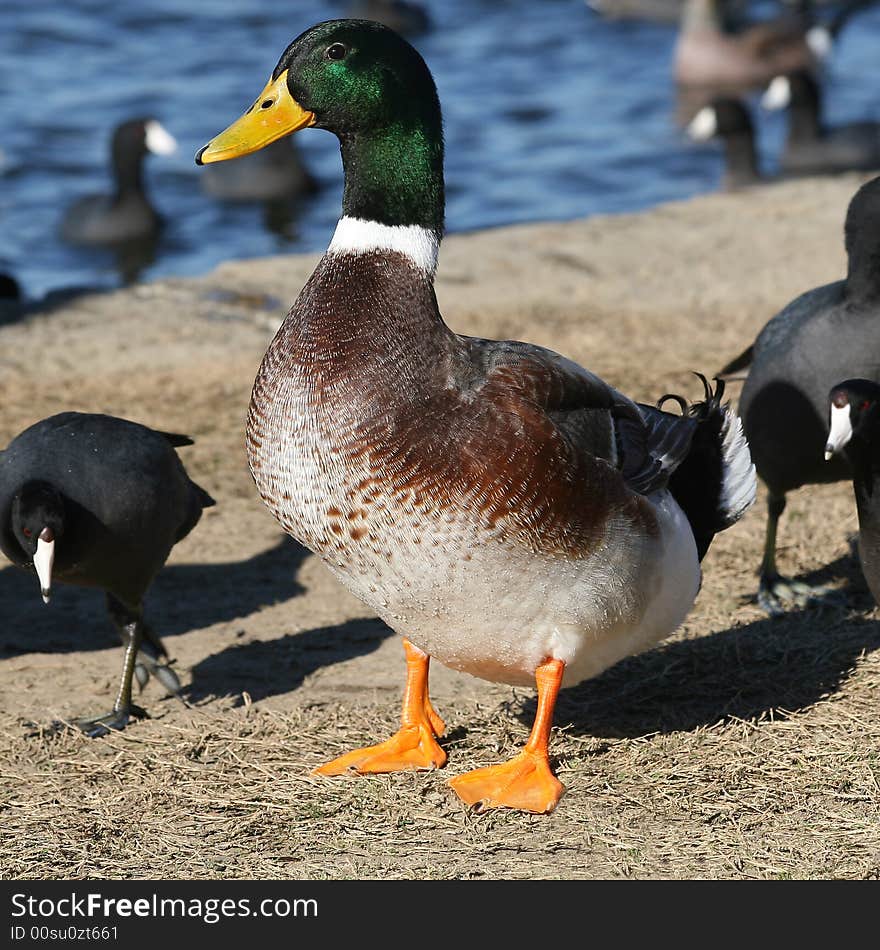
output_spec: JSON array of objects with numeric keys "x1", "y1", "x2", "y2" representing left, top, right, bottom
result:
[
  {"x1": 665, "y1": 375, "x2": 756, "y2": 561},
  {"x1": 656, "y1": 393, "x2": 689, "y2": 415}
]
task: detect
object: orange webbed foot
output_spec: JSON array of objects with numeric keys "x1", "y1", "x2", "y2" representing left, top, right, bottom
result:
[
  {"x1": 425, "y1": 695, "x2": 445, "y2": 738},
  {"x1": 314, "y1": 721, "x2": 447, "y2": 776},
  {"x1": 315, "y1": 638, "x2": 447, "y2": 776},
  {"x1": 449, "y1": 750, "x2": 564, "y2": 814}
]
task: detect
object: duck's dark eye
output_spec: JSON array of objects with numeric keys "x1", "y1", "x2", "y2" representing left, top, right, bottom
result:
[
  {"x1": 325, "y1": 43, "x2": 347, "y2": 61},
  {"x1": 22, "y1": 528, "x2": 32, "y2": 538}
]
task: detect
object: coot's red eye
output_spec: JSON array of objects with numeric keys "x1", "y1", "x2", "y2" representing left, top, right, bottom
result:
[
  {"x1": 862, "y1": 400, "x2": 872, "y2": 412},
  {"x1": 22, "y1": 528, "x2": 32, "y2": 538}
]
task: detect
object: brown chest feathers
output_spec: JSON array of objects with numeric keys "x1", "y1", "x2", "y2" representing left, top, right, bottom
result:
[{"x1": 245, "y1": 250, "x2": 655, "y2": 566}]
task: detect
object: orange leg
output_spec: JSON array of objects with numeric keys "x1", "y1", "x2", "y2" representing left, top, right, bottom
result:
[
  {"x1": 449, "y1": 658, "x2": 565, "y2": 814},
  {"x1": 314, "y1": 638, "x2": 446, "y2": 776}
]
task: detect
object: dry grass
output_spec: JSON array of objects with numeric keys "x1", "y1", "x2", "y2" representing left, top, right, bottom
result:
[{"x1": 3, "y1": 608, "x2": 880, "y2": 881}]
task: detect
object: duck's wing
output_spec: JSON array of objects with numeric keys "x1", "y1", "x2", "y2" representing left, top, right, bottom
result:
[{"x1": 462, "y1": 337, "x2": 699, "y2": 497}]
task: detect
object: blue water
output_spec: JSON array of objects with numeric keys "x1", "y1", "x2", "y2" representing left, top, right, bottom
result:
[{"x1": 1, "y1": 0, "x2": 880, "y2": 299}]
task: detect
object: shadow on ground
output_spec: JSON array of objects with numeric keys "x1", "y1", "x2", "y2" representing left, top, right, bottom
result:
[
  {"x1": 485, "y1": 551, "x2": 879, "y2": 740},
  {"x1": 739, "y1": 548, "x2": 872, "y2": 612},
  {"x1": 185, "y1": 616, "x2": 395, "y2": 704},
  {"x1": 0, "y1": 535, "x2": 310, "y2": 658},
  {"x1": 540, "y1": 604, "x2": 880, "y2": 740}
]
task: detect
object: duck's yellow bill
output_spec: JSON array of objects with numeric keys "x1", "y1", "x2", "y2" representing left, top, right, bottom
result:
[{"x1": 195, "y1": 70, "x2": 316, "y2": 165}]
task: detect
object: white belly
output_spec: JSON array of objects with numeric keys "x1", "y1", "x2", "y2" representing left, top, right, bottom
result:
[{"x1": 324, "y1": 489, "x2": 701, "y2": 688}]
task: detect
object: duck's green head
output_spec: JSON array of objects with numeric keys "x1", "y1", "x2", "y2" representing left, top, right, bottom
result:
[{"x1": 197, "y1": 19, "x2": 444, "y2": 233}]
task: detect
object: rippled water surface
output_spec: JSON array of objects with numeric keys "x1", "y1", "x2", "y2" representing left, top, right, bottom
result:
[{"x1": 2, "y1": 0, "x2": 880, "y2": 297}]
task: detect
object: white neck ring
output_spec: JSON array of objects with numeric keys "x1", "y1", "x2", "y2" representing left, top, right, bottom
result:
[{"x1": 327, "y1": 217, "x2": 439, "y2": 275}]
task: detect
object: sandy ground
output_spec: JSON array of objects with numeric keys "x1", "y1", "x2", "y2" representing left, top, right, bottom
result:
[{"x1": 1, "y1": 173, "x2": 879, "y2": 880}]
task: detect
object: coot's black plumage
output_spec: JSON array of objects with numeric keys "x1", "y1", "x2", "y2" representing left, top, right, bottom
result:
[
  {"x1": 720, "y1": 176, "x2": 880, "y2": 613},
  {"x1": 824, "y1": 379, "x2": 880, "y2": 606},
  {"x1": 762, "y1": 69, "x2": 880, "y2": 175},
  {"x1": 0, "y1": 412, "x2": 215, "y2": 735},
  {"x1": 199, "y1": 137, "x2": 318, "y2": 203},
  {"x1": 59, "y1": 118, "x2": 177, "y2": 246},
  {"x1": 0, "y1": 273, "x2": 21, "y2": 300}
]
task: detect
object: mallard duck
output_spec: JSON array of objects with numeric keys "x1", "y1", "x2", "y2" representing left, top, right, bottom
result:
[
  {"x1": 196, "y1": 19, "x2": 756, "y2": 813},
  {"x1": 825, "y1": 379, "x2": 880, "y2": 606},
  {"x1": 59, "y1": 118, "x2": 177, "y2": 246},
  {"x1": 686, "y1": 97, "x2": 765, "y2": 190},
  {"x1": 0, "y1": 413, "x2": 215, "y2": 735},
  {"x1": 674, "y1": 0, "x2": 825, "y2": 88},
  {"x1": 719, "y1": 176, "x2": 880, "y2": 615},
  {"x1": 761, "y1": 70, "x2": 880, "y2": 176}
]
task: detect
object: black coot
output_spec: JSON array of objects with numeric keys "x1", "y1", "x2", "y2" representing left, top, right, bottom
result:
[
  {"x1": 720, "y1": 176, "x2": 880, "y2": 613},
  {"x1": 59, "y1": 118, "x2": 177, "y2": 246},
  {"x1": 0, "y1": 412, "x2": 215, "y2": 735}
]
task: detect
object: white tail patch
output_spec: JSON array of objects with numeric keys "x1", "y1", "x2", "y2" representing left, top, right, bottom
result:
[
  {"x1": 328, "y1": 217, "x2": 439, "y2": 274},
  {"x1": 761, "y1": 75, "x2": 791, "y2": 111},
  {"x1": 719, "y1": 406, "x2": 756, "y2": 523},
  {"x1": 806, "y1": 25, "x2": 833, "y2": 60},
  {"x1": 686, "y1": 106, "x2": 718, "y2": 142},
  {"x1": 144, "y1": 120, "x2": 178, "y2": 156}
]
